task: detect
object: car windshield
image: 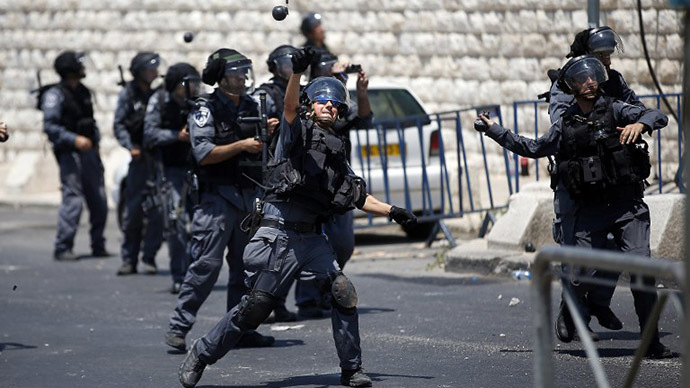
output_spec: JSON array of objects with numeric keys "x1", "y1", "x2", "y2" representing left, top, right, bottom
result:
[{"x1": 350, "y1": 88, "x2": 431, "y2": 129}]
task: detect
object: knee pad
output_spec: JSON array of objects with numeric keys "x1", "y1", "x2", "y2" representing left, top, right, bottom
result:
[
  {"x1": 235, "y1": 290, "x2": 276, "y2": 330},
  {"x1": 330, "y1": 272, "x2": 357, "y2": 314}
]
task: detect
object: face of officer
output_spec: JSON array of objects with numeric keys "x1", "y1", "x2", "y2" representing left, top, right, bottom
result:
[
  {"x1": 308, "y1": 25, "x2": 326, "y2": 46},
  {"x1": 139, "y1": 67, "x2": 159, "y2": 85},
  {"x1": 219, "y1": 67, "x2": 252, "y2": 96},
  {"x1": 311, "y1": 98, "x2": 338, "y2": 128},
  {"x1": 172, "y1": 78, "x2": 201, "y2": 104},
  {"x1": 593, "y1": 52, "x2": 612, "y2": 69},
  {"x1": 573, "y1": 75, "x2": 599, "y2": 100}
]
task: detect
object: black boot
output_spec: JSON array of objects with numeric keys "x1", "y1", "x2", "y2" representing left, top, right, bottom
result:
[
  {"x1": 341, "y1": 368, "x2": 372, "y2": 387},
  {"x1": 165, "y1": 331, "x2": 186, "y2": 351},
  {"x1": 555, "y1": 306, "x2": 574, "y2": 343},
  {"x1": 590, "y1": 306, "x2": 623, "y2": 330},
  {"x1": 179, "y1": 339, "x2": 207, "y2": 388},
  {"x1": 645, "y1": 341, "x2": 672, "y2": 359}
]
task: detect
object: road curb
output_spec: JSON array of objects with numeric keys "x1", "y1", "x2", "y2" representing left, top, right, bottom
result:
[{"x1": 444, "y1": 238, "x2": 534, "y2": 276}]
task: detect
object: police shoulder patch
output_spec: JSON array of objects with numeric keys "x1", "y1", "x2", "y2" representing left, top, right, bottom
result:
[
  {"x1": 43, "y1": 90, "x2": 59, "y2": 109},
  {"x1": 193, "y1": 106, "x2": 211, "y2": 127}
]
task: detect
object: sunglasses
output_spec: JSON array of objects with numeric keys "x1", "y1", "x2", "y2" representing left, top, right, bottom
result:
[{"x1": 313, "y1": 96, "x2": 344, "y2": 107}]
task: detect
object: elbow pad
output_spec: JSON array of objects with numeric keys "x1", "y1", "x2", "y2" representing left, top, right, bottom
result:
[{"x1": 353, "y1": 178, "x2": 367, "y2": 209}]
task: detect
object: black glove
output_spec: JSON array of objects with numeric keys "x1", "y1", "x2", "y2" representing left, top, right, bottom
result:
[
  {"x1": 291, "y1": 47, "x2": 315, "y2": 74},
  {"x1": 202, "y1": 57, "x2": 226, "y2": 86},
  {"x1": 389, "y1": 206, "x2": 417, "y2": 228}
]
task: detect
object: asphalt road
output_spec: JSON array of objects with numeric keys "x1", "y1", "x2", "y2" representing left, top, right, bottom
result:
[{"x1": 0, "y1": 206, "x2": 683, "y2": 387}]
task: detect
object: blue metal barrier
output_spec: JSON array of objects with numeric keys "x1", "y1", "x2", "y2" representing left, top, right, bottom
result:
[
  {"x1": 511, "y1": 93, "x2": 684, "y2": 194},
  {"x1": 350, "y1": 105, "x2": 512, "y2": 230}
]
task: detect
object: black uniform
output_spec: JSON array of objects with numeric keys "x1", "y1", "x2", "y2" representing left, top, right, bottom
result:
[
  {"x1": 484, "y1": 94, "x2": 668, "y2": 348},
  {"x1": 115, "y1": 81, "x2": 163, "y2": 269}
]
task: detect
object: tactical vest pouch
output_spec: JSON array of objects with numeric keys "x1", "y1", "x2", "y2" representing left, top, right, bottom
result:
[
  {"x1": 611, "y1": 141, "x2": 651, "y2": 183},
  {"x1": 580, "y1": 156, "x2": 604, "y2": 184}
]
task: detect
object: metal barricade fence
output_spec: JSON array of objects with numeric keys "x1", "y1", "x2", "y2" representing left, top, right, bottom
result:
[
  {"x1": 350, "y1": 105, "x2": 514, "y2": 236},
  {"x1": 511, "y1": 93, "x2": 684, "y2": 194},
  {"x1": 533, "y1": 245, "x2": 686, "y2": 388}
]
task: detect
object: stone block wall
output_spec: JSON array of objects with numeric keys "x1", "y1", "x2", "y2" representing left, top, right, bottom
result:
[{"x1": 0, "y1": 1, "x2": 684, "y2": 203}]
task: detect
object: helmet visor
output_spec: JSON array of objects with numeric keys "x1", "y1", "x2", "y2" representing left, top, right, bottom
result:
[
  {"x1": 563, "y1": 56, "x2": 609, "y2": 92},
  {"x1": 274, "y1": 55, "x2": 294, "y2": 80},
  {"x1": 183, "y1": 75, "x2": 202, "y2": 98},
  {"x1": 313, "y1": 59, "x2": 337, "y2": 78},
  {"x1": 223, "y1": 63, "x2": 255, "y2": 95},
  {"x1": 588, "y1": 27, "x2": 624, "y2": 55}
]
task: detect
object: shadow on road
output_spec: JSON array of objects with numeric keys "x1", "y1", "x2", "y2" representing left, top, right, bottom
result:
[
  {"x1": 198, "y1": 371, "x2": 434, "y2": 388},
  {"x1": 0, "y1": 342, "x2": 37, "y2": 351}
]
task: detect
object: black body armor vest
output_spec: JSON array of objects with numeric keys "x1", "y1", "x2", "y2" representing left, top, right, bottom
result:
[
  {"x1": 57, "y1": 82, "x2": 97, "y2": 140},
  {"x1": 265, "y1": 119, "x2": 366, "y2": 217},
  {"x1": 195, "y1": 92, "x2": 261, "y2": 187},
  {"x1": 122, "y1": 82, "x2": 153, "y2": 146},
  {"x1": 557, "y1": 97, "x2": 650, "y2": 200},
  {"x1": 158, "y1": 89, "x2": 191, "y2": 168}
]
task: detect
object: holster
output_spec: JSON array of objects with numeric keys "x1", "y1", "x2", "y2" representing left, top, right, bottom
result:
[{"x1": 240, "y1": 198, "x2": 264, "y2": 238}]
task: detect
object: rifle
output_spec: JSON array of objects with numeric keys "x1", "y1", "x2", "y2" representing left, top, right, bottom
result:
[
  {"x1": 117, "y1": 65, "x2": 126, "y2": 87},
  {"x1": 238, "y1": 92, "x2": 270, "y2": 237}
]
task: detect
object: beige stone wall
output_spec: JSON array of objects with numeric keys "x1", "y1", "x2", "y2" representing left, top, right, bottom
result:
[{"x1": 0, "y1": 0, "x2": 684, "y2": 201}]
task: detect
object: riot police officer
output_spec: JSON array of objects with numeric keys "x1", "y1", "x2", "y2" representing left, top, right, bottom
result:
[
  {"x1": 301, "y1": 12, "x2": 329, "y2": 52},
  {"x1": 178, "y1": 47, "x2": 417, "y2": 388},
  {"x1": 255, "y1": 45, "x2": 298, "y2": 122},
  {"x1": 548, "y1": 27, "x2": 644, "y2": 339},
  {"x1": 549, "y1": 26, "x2": 644, "y2": 123},
  {"x1": 296, "y1": 52, "x2": 374, "y2": 319},
  {"x1": 143, "y1": 62, "x2": 200, "y2": 293},
  {"x1": 165, "y1": 49, "x2": 276, "y2": 351},
  {"x1": 115, "y1": 52, "x2": 164, "y2": 275},
  {"x1": 42, "y1": 51, "x2": 109, "y2": 261},
  {"x1": 476, "y1": 55, "x2": 672, "y2": 358}
]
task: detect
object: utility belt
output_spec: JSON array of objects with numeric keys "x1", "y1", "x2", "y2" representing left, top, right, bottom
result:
[
  {"x1": 576, "y1": 182, "x2": 645, "y2": 204},
  {"x1": 259, "y1": 218, "x2": 322, "y2": 233},
  {"x1": 197, "y1": 178, "x2": 254, "y2": 193}
]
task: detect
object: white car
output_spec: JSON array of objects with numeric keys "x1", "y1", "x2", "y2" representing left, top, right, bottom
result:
[{"x1": 348, "y1": 83, "x2": 443, "y2": 237}]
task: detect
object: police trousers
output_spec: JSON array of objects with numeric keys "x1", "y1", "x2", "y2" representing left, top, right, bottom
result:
[
  {"x1": 54, "y1": 148, "x2": 108, "y2": 254},
  {"x1": 295, "y1": 210, "x2": 355, "y2": 307},
  {"x1": 121, "y1": 153, "x2": 163, "y2": 265},
  {"x1": 163, "y1": 167, "x2": 191, "y2": 284},
  {"x1": 196, "y1": 225, "x2": 362, "y2": 370},
  {"x1": 168, "y1": 190, "x2": 249, "y2": 334},
  {"x1": 564, "y1": 198, "x2": 660, "y2": 341}
]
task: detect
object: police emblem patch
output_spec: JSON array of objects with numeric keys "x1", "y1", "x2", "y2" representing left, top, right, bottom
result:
[
  {"x1": 43, "y1": 92, "x2": 59, "y2": 109},
  {"x1": 194, "y1": 106, "x2": 211, "y2": 127}
]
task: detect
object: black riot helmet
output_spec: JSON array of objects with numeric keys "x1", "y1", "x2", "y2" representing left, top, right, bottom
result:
[
  {"x1": 309, "y1": 50, "x2": 338, "y2": 80},
  {"x1": 567, "y1": 26, "x2": 624, "y2": 58},
  {"x1": 301, "y1": 76, "x2": 350, "y2": 118},
  {"x1": 267, "y1": 45, "x2": 298, "y2": 80},
  {"x1": 129, "y1": 51, "x2": 161, "y2": 79},
  {"x1": 557, "y1": 55, "x2": 609, "y2": 95},
  {"x1": 54, "y1": 51, "x2": 86, "y2": 78},
  {"x1": 165, "y1": 62, "x2": 200, "y2": 94},
  {"x1": 300, "y1": 12, "x2": 323, "y2": 36},
  {"x1": 202, "y1": 48, "x2": 254, "y2": 94}
]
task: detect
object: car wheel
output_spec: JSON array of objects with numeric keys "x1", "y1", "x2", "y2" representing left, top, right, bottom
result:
[{"x1": 402, "y1": 220, "x2": 436, "y2": 240}]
